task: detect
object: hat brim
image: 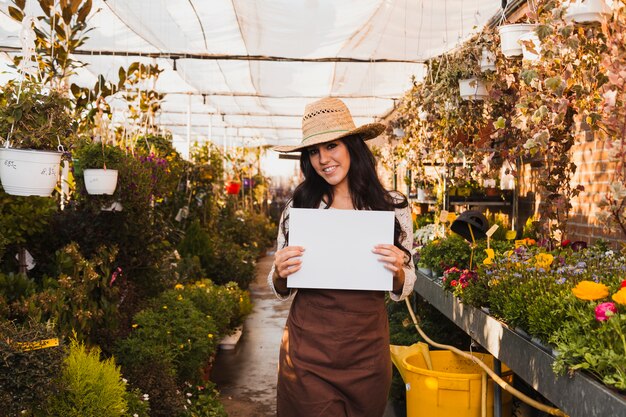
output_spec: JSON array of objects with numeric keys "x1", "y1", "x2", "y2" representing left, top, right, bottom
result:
[{"x1": 272, "y1": 123, "x2": 385, "y2": 153}]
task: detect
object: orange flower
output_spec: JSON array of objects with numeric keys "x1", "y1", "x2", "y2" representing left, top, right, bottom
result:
[
  {"x1": 612, "y1": 288, "x2": 626, "y2": 305},
  {"x1": 572, "y1": 281, "x2": 609, "y2": 301}
]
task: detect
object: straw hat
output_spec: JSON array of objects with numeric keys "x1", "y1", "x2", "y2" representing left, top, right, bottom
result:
[{"x1": 273, "y1": 97, "x2": 385, "y2": 153}]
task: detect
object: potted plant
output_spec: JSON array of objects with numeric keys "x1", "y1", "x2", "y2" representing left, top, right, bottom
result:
[
  {"x1": 73, "y1": 140, "x2": 125, "y2": 195},
  {"x1": 0, "y1": 81, "x2": 74, "y2": 196},
  {"x1": 458, "y1": 77, "x2": 489, "y2": 100},
  {"x1": 497, "y1": 23, "x2": 537, "y2": 58},
  {"x1": 564, "y1": 0, "x2": 611, "y2": 24}
]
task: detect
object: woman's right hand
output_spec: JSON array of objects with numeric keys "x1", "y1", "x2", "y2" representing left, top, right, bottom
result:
[{"x1": 274, "y1": 246, "x2": 305, "y2": 279}]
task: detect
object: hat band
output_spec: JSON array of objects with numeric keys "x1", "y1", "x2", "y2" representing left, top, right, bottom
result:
[{"x1": 302, "y1": 129, "x2": 349, "y2": 143}]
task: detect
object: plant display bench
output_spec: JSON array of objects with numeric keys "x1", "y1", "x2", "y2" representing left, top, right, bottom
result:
[{"x1": 413, "y1": 271, "x2": 626, "y2": 417}]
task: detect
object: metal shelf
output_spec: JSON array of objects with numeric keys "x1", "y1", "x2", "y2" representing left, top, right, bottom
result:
[
  {"x1": 448, "y1": 200, "x2": 511, "y2": 207},
  {"x1": 413, "y1": 271, "x2": 626, "y2": 417}
]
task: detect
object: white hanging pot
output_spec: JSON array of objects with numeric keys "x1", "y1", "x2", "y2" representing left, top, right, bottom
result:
[
  {"x1": 417, "y1": 188, "x2": 426, "y2": 201},
  {"x1": 519, "y1": 32, "x2": 541, "y2": 62},
  {"x1": 564, "y1": 0, "x2": 611, "y2": 23},
  {"x1": 0, "y1": 148, "x2": 62, "y2": 196},
  {"x1": 498, "y1": 24, "x2": 537, "y2": 58},
  {"x1": 459, "y1": 78, "x2": 489, "y2": 100},
  {"x1": 83, "y1": 168, "x2": 119, "y2": 195},
  {"x1": 393, "y1": 127, "x2": 405, "y2": 138},
  {"x1": 480, "y1": 48, "x2": 496, "y2": 72}
]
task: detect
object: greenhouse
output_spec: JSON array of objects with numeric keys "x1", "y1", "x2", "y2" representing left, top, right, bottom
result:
[{"x1": 0, "y1": 0, "x2": 625, "y2": 416}]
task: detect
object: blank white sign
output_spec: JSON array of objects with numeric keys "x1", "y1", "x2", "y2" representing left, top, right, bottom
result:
[{"x1": 287, "y1": 208, "x2": 395, "y2": 291}]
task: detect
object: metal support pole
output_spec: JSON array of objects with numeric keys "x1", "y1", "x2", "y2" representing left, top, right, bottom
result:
[
  {"x1": 186, "y1": 94, "x2": 192, "y2": 160},
  {"x1": 494, "y1": 358, "x2": 502, "y2": 417}
]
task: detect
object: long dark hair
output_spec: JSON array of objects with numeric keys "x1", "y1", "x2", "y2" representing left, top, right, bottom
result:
[{"x1": 281, "y1": 135, "x2": 411, "y2": 264}]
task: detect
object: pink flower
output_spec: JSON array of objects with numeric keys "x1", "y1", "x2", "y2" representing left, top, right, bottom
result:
[{"x1": 595, "y1": 302, "x2": 617, "y2": 322}]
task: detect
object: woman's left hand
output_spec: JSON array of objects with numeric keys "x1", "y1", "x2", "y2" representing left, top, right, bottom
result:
[{"x1": 372, "y1": 244, "x2": 405, "y2": 277}]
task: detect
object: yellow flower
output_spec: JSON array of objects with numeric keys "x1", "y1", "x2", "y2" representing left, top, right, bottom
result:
[
  {"x1": 163, "y1": 305, "x2": 168, "y2": 310},
  {"x1": 612, "y1": 288, "x2": 626, "y2": 305},
  {"x1": 534, "y1": 253, "x2": 554, "y2": 270},
  {"x1": 483, "y1": 248, "x2": 495, "y2": 265},
  {"x1": 572, "y1": 281, "x2": 609, "y2": 301},
  {"x1": 197, "y1": 283, "x2": 206, "y2": 288},
  {"x1": 208, "y1": 334, "x2": 214, "y2": 339},
  {"x1": 174, "y1": 284, "x2": 184, "y2": 290},
  {"x1": 131, "y1": 324, "x2": 138, "y2": 328},
  {"x1": 177, "y1": 294, "x2": 183, "y2": 301}
]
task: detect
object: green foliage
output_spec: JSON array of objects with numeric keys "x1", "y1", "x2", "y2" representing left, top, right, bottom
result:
[
  {"x1": 0, "y1": 81, "x2": 75, "y2": 150},
  {"x1": 178, "y1": 220, "x2": 257, "y2": 289},
  {"x1": 48, "y1": 338, "x2": 127, "y2": 417},
  {"x1": 72, "y1": 140, "x2": 127, "y2": 173},
  {"x1": 183, "y1": 382, "x2": 228, "y2": 417},
  {"x1": 1, "y1": 243, "x2": 120, "y2": 345},
  {"x1": 122, "y1": 361, "x2": 186, "y2": 417},
  {"x1": 0, "y1": 192, "x2": 57, "y2": 250},
  {"x1": 0, "y1": 320, "x2": 66, "y2": 417},
  {"x1": 418, "y1": 234, "x2": 471, "y2": 276},
  {"x1": 115, "y1": 288, "x2": 219, "y2": 384},
  {"x1": 181, "y1": 280, "x2": 252, "y2": 337},
  {"x1": 123, "y1": 388, "x2": 151, "y2": 417}
]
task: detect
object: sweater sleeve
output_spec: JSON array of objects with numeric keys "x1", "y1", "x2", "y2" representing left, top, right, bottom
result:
[
  {"x1": 389, "y1": 199, "x2": 416, "y2": 302},
  {"x1": 268, "y1": 202, "x2": 297, "y2": 301}
]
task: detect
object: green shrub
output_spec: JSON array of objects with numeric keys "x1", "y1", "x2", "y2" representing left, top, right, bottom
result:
[
  {"x1": 178, "y1": 221, "x2": 256, "y2": 289},
  {"x1": 123, "y1": 387, "x2": 151, "y2": 417},
  {"x1": 0, "y1": 320, "x2": 66, "y2": 417},
  {"x1": 115, "y1": 288, "x2": 218, "y2": 384},
  {"x1": 122, "y1": 361, "x2": 186, "y2": 417},
  {"x1": 183, "y1": 382, "x2": 227, "y2": 417},
  {"x1": 48, "y1": 339, "x2": 127, "y2": 417}
]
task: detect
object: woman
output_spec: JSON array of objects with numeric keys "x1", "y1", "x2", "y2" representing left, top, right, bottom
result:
[{"x1": 268, "y1": 97, "x2": 416, "y2": 417}]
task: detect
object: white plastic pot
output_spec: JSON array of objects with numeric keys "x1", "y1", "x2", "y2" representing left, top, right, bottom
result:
[
  {"x1": 0, "y1": 148, "x2": 62, "y2": 196},
  {"x1": 519, "y1": 32, "x2": 541, "y2": 62},
  {"x1": 564, "y1": 0, "x2": 611, "y2": 23},
  {"x1": 459, "y1": 78, "x2": 489, "y2": 100},
  {"x1": 498, "y1": 24, "x2": 537, "y2": 58},
  {"x1": 480, "y1": 48, "x2": 496, "y2": 72},
  {"x1": 393, "y1": 127, "x2": 405, "y2": 138},
  {"x1": 83, "y1": 168, "x2": 118, "y2": 195}
]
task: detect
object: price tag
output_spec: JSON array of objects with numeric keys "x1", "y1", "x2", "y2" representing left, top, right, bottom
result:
[
  {"x1": 485, "y1": 224, "x2": 499, "y2": 237},
  {"x1": 439, "y1": 210, "x2": 449, "y2": 223},
  {"x1": 15, "y1": 338, "x2": 59, "y2": 352}
]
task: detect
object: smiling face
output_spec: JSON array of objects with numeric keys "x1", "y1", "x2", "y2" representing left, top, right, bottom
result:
[{"x1": 307, "y1": 140, "x2": 351, "y2": 190}]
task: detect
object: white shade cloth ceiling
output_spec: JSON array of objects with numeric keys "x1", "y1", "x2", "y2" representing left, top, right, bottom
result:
[{"x1": 0, "y1": 0, "x2": 501, "y2": 148}]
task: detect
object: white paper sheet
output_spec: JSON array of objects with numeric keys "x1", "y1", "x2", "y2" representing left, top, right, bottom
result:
[{"x1": 287, "y1": 208, "x2": 395, "y2": 291}]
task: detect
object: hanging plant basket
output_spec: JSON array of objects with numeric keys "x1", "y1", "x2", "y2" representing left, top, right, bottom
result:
[
  {"x1": 226, "y1": 181, "x2": 241, "y2": 195},
  {"x1": 497, "y1": 24, "x2": 537, "y2": 58},
  {"x1": 0, "y1": 148, "x2": 62, "y2": 196},
  {"x1": 564, "y1": 0, "x2": 611, "y2": 24},
  {"x1": 83, "y1": 168, "x2": 119, "y2": 195},
  {"x1": 458, "y1": 78, "x2": 489, "y2": 100},
  {"x1": 519, "y1": 32, "x2": 541, "y2": 62}
]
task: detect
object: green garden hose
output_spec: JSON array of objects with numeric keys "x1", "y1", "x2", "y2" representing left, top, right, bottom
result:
[{"x1": 404, "y1": 298, "x2": 569, "y2": 417}]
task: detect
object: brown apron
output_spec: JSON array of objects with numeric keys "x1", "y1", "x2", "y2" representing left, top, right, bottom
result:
[{"x1": 277, "y1": 288, "x2": 391, "y2": 417}]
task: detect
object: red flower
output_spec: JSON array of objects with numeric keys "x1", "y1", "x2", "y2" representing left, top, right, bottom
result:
[
  {"x1": 561, "y1": 239, "x2": 571, "y2": 247},
  {"x1": 621, "y1": 280, "x2": 626, "y2": 289},
  {"x1": 450, "y1": 280, "x2": 458, "y2": 287},
  {"x1": 595, "y1": 302, "x2": 617, "y2": 322}
]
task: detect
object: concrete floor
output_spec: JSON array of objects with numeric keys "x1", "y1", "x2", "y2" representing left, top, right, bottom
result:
[
  {"x1": 211, "y1": 252, "x2": 290, "y2": 416},
  {"x1": 211, "y1": 252, "x2": 403, "y2": 417}
]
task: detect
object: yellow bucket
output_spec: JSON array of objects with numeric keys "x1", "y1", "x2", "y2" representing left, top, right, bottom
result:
[{"x1": 390, "y1": 344, "x2": 512, "y2": 417}]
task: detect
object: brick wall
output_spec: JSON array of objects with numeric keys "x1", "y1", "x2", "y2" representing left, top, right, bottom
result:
[{"x1": 568, "y1": 136, "x2": 624, "y2": 244}]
